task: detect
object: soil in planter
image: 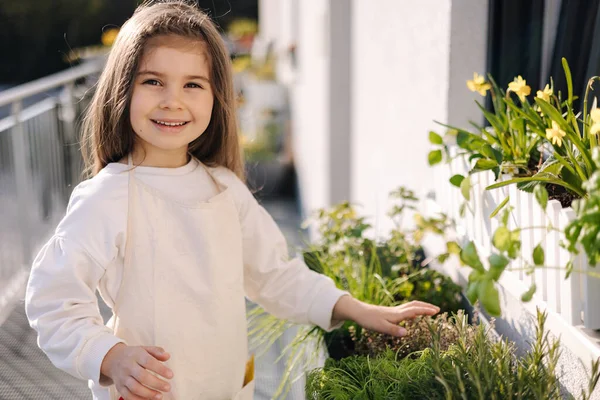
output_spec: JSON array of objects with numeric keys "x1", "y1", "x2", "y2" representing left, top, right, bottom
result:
[
  {"x1": 526, "y1": 156, "x2": 578, "y2": 208},
  {"x1": 546, "y1": 182, "x2": 577, "y2": 208},
  {"x1": 352, "y1": 312, "x2": 476, "y2": 359}
]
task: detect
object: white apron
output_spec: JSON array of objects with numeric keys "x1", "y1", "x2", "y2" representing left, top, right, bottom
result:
[{"x1": 94, "y1": 156, "x2": 254, "y2": 400}]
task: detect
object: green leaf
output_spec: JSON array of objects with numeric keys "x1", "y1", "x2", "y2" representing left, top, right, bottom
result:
[
  {"x1": 533, "y1": 244, "x2": 545, "y2": 266},
  {"x1": 428, "y1": 150, "x2": 443, "y2": 166},
  {"x1": 561, "y1": 166, "x2": 583, "y2": 194},
  {"x1": 449, "y1": 174, "x2": 465, "y2": 188},
  {"x1": 521, "y1": 283, "x2": 537, "y2": 302},
  {"x1": 501, "y1": 208, "x2": 511, "y2": 226},
  {"x1": 468, "y1": 270, "x2": 484, "y2": 282},
  {"x1": 508, "y1": 237, "x2": 522, "y2": 259},
  {"x1": 460, "y1": 241, "x2": 485, "y2": 272},
  {"x1": 489, "y1": 196, "x2": 510, "y2": 218},
  {"x1": 565, "y1": 259, "x2": 574, "y2": 279},
  {"x1": 429, "y1": 131, "x2": 443, "y2": 145},
  {"x1": 535, "y1": 98, "x2": 569, "y2": 132},
  {"x1": 466, "y1": 281, "x2": 479, "y2": 304},
  {"x1": 491, "y1": 147, "x2": 503, "y2": 165},
  {"x1": 459, "y1": 202, "x2": 467, "y2": 218},
  {"x1": 437, "y1": 253, "x2": 450, "y2": 263},
  {"x1": 473, "y1": 159, "x2": 498, "y2": 171},
  {"x1": 486, "y1": 175, "x2": 587, "y2": 198},
  {"x1": 562, "y1": 57, "x2": 573, "y2": 105},
  {"x1": 533, "y1": 185, "x2": 548, "y2": 210},
  {"x1": 479, "y1": 144, "x2": 496, "y2": 160},
  {"x1": 492, "y1": 227, "x2": 511, "y2": 251},
  {"x1": 488, "y1": 254, "x2": 509, "y2": 281},
  {"x1": 447, "y1": 241, "x2": 461, "y2": 255},
  {"x1": 478, "y1": 279, "x2": 501, "y2": 316},
  {"x1": 456, "y1": 131, "x2": 488, "y2": 151},
  {"x1": 460, "y1": 177, "x2": 471, "y2": 201}
]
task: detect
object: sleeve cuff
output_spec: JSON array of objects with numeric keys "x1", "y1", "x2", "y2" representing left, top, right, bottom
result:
[
  {"x1": 308, "y1": 283, "x2": 350, "y2": 332},
  {"x1": 76, "y1": 332, "x2": 126, "y2": 385}
]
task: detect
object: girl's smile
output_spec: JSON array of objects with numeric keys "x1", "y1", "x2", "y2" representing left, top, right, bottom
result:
[{"x1": 151, "y1": 118, "x2": 191, "y2": 133}]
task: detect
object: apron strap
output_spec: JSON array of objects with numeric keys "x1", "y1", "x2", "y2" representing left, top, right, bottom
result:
[
  {"x1": 198, "y1": 160, "x2": 225, "y2": 195},
  {"x1": 111, "y1": 153, "x2": 136, "y2": 326}
]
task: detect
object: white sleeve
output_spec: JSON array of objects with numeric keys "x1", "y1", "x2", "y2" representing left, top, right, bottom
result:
[
  {"x1": 239, "y1": 191, "x2": 348, "y2": 332},
  {"x1": 25, "y1": 183, "x2": 125, "y2": 386},
  {"x1": 25, "y1": 237, "x2": 124, "y2": 385}
]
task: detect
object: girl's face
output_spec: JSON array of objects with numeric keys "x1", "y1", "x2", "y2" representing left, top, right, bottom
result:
[{"x1": 129, "y1": 35, "x2": 214, "y2": 167}]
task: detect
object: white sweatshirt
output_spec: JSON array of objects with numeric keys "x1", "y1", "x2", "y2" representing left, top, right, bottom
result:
[{"x1": 25, "y1": 158, "x2": 347, "y2": 387}]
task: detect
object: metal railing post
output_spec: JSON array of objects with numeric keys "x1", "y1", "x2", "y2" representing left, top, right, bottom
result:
[{"x1": 10, "y1": 101, "x2": 33, "y2": 266}]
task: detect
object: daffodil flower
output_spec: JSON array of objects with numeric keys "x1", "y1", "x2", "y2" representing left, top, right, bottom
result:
[
  {"x1": 467, "y1": 73, "x2": 491, "y2": 96},
  {"x1": 546, "y1": 121, "x2": 566, "y2": 147},
  {"x1": 590, "y1": 107, "x2": 600, "y2": 135},
  {"x1": 536, "y1": 84, "x2": 552, "y2": 102},
  {"x1": 508, "y1": 76, "x2": 531, "y2": 102}
]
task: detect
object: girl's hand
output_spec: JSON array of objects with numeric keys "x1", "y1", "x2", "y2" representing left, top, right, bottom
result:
[
  {"x1": 332, "y1": 295, "x2": 440, "y2": 337},
  {"x1": 100, "y1": 343, "x2": 173, "y2": 400}
]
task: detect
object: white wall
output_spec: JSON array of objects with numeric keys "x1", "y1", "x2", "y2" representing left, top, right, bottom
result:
[
  {"x1": 257, "y1": 0, "x2": 280, "y2": 46},
  {"x1": 290, "y1": 0, "x2": 331, "y2": 219},
  {"x1": 279, "y1": 0, "x2": 488, "y2": 229},
  {"x1": 351, "y1": 0, "x2": 451, "y2": 234}
]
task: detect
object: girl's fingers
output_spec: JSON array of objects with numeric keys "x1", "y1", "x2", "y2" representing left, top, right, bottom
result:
[
  {"x1": 133, "y1": 365, "x2": 171, "y2": 393},
  {"x1": 382, "y1": 321, "x2": 407, "y2": 337},
  {"x1": 402, "y1": 300, "x2": 440, "y2": 311},
  {"x1": 124, "y1": 375, "x2": 163, "y2": 399},
  {"x1": 392, "y1": 305, "x2": 440, "y2": 322},
  {"x1": 138, "y1": 349, "x2": 174, "y2": 380},
  {"x1": 143, "y1": 346, "x2": 171, "y2": 361},
  {"x1": 119, "y1": 384, "x2": 151, "y2": 400}
]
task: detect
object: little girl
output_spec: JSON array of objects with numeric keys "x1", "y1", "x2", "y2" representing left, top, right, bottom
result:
[{"x1": 25, "y1": 1, "x2": 440, "y2": 399}]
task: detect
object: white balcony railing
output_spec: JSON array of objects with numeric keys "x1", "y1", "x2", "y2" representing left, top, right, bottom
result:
[
  {"x1": 432, "y1": 147, "x2": 600, "y2": 331},
  {"x1": 0, "y1": 57, "x2": 104, "y2": 314}
]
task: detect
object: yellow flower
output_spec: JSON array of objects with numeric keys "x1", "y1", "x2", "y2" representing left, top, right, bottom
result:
[
  {"x1": 546, "y1": 121, "x2": 566, "y2": 147},
  {"x1": 508, "y1": 76, "x2": 531, "y2": 101},
  {"x1": 467, "y1": 73, "x2": 491, "y2": 96},
  {"x1": 590, "y1": 108, "x2": 600, "y2": 135},
  {"x1": 536, "y1": 84, "x2": 552, "y2": 102},
  {"x1": 101, "y1": 28, "x2": 119, "y2": 47}
]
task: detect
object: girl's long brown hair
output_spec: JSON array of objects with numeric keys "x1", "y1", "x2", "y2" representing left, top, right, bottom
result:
[{"x1": 81, "y1": 0, "x2": 244, "y2": 180}]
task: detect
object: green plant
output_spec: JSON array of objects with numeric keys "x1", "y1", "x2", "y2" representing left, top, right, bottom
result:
[
  {"x1": 430, "y1": 59, "x2": 600, "y2": 207},
  {"x1": 307, "y1": 310, "x2": 600, "y2": 400},
  {"x1": 457, "y1": 195, "x2": 555, "y2": 316},
  {"x1": 430, "y1": 310, "x2": 564, "y2": 400},
  {"x1": 429, "y1": 73, "x2": 541, "y2": 181},
  {"x1": 564, "y1": 147, "x2": 600, "y2": 266},
  {"x1": 485, "y1": 59, "x2": 600, "y2": 200},
  {"x1": 247, "y1": 188, "x2": 462, "y2": 397}
]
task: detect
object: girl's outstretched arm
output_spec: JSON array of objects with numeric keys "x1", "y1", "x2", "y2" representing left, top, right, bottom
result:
[{"x1": 331, "y1": 296, "x2": 440, "y2": 336}]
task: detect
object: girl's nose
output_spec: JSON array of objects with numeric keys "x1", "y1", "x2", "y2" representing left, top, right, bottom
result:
[{"x1": 159, "y1": 88, "x2": 184, "y2": 110}]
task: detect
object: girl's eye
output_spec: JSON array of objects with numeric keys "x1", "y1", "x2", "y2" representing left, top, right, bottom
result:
[
  {"x1": 142, "y1": 79, "x2": 161, "y2": 86},
  {"x1": 185, "y1": 82, "x2": 203, "y2": 89}
]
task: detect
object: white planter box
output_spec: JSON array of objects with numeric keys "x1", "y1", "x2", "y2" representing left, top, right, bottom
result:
[
  {"x1": 433, "y1": 147, "x2": 600, "y2": 330},
  {"x1": 423, "y1": 148, "x2": 600, "y2": 398}
]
